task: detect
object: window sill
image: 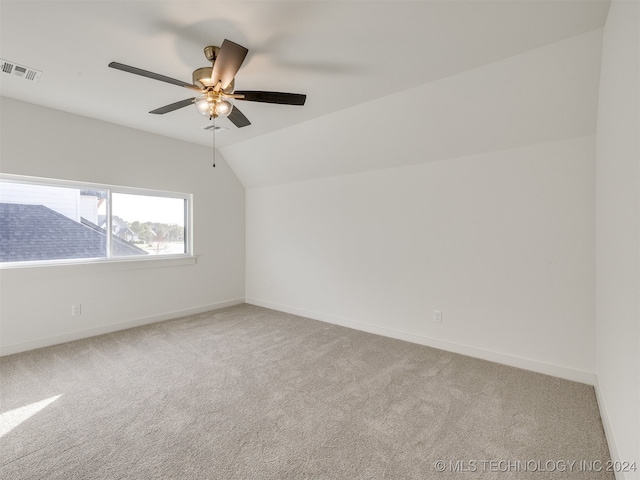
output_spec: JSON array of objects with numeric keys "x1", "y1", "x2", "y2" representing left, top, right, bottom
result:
[{"x1": 0, "y1": 255, "x2": 197, "y2": 277}]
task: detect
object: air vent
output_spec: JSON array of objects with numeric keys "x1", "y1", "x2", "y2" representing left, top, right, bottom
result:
[
  {"x1": 203, "y1": 125, "x2": 228, "y2": 132},
  {"x1": 0, "y1": 59, "x2": 42, "y2": 82}
]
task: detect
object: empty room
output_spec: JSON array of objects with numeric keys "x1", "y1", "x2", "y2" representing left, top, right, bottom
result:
[{"x1": 0, "y1": 1, "x2": 638, "y2": 478}]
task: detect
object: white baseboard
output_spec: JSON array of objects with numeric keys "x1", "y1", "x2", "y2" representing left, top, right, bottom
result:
[
  {"x1": 246, "y1": 297, "x2": 597, "y2": 386},
  {"x1": 0, "y1": 298, "x2": 245, "y2": 356},
  {"x1": 3, "y1": 296, "x2": 597, "y2": 384},
  {"x1": 593, "y1": 379, "x2": 632, "y2": 480}
]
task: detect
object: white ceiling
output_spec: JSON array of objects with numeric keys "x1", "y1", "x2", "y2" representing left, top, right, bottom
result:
[
  {"x1": 1, "y1": 0, "x2": 610, "y2": 155},
  {"x1": 224, "y1": 27, "x2": 605, "y2": 187}
]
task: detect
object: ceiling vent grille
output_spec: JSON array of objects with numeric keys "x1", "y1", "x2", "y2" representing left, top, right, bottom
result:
[
  {"x1": 203, "y1": 125, "x2": 228, "y2": 132},
  {"x1": 0, "y1": 59, "x2": 42, "y2": 82}
]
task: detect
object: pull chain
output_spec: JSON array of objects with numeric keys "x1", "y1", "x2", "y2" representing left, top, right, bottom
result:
[{"x1": 211, "y1": 115, "x2": 216, "y2": 168}]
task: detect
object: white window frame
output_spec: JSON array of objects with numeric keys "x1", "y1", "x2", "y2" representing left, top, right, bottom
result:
[{"x1": 0, "y1": 174, "x2": 195, "y2": 270}]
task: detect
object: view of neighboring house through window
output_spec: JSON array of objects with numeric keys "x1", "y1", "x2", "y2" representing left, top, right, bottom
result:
[
  {"x1": 111, "y1": 193, "x2": 186, "y2": 257},
  {"x1": 0, "y1": 176, "x2": 190, "y2": 265}
]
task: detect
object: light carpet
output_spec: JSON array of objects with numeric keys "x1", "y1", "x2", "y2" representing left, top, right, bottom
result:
[{"x1": 0, "y1": 304, "x2": 612, "y2": 479}]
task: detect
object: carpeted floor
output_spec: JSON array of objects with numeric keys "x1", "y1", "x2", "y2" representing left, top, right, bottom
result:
[{"x1": 0, "y1": 304, "x2": 612, "y2": 479}]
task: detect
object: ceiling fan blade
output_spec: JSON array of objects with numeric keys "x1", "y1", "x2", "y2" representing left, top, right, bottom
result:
[
  {"x1": 234, "y1": 91, "x2": 306, "y2": 106},
  {"x1": 228, "y1": 105, "x2": 251, "y2": 128},
  {"x1": 108, "y1": 62, "x2": 201, "y2": 91},
  {"x1": 149, "y1": 98, "x2": 196, "y2": 115},
  {"x1": 211, "y1": 39, "x2": 248, "y2": 90}
]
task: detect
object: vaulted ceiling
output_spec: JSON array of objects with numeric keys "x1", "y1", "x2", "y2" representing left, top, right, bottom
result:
[{"x1": 0, "y1": 1, "x2": 610, "y2": 187}]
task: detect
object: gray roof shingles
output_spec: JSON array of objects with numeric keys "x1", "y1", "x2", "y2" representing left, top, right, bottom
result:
[{"x1": 0, "y1": 203, "x2": 147, "y2": 262}]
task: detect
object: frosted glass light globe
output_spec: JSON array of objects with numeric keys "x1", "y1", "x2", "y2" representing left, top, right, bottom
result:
[
  {"x1": 215, "y1": 99, "x2": 233, "y2": 117},
  {"x1": 195, "y1": 95, "x2": 214, "y2": 116}
]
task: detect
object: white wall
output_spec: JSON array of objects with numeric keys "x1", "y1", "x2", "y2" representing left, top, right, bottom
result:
[
  {"x1": 595, "y1": 0, "x2": 640, "y2": 476},
  {"x1": 237, "y1": 27, "x2": 601, "y2": 384},
  {"x1": 0, "y1": 97, "x2": 245, "y2": 354},
  {"x1": 246, "y1": 136, "x2": 596, "y2": 383}
]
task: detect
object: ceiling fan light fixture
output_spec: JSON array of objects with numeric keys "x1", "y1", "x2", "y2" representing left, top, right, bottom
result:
[
  {"x1": 109, "y1": 38, "x2": 305, "y2": 130},
  {"x1": 195, "y1": 94, "x2": 233, "y2": 118}
]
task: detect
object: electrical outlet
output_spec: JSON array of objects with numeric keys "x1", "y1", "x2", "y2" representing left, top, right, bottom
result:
[
  {"x1": 71, "y1": 304, "x2": 82, "y2": 316},
  {"x1": 434, "y1": 310, "x2": 442, "y2": 323}
]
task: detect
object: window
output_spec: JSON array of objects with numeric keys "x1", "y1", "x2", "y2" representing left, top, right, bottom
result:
[
  {"x1": 0, "y1": 175, "x2": 191, "y2": 266},
  {"x1": 111, "y1": 192, "x2": 187, "y2": 257}
]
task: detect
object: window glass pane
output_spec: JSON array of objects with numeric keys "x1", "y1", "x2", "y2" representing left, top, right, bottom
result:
[
  {"x1": 111, "y1": 193, "x2": 186, "y2": 257},
  {"x1": 0, "y1": 181, "x2": 108, "y2": 262}
]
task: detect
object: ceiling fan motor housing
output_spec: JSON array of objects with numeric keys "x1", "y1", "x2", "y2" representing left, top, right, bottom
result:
[{"x1": 192, "y1": 67, "x2": 235, "y2": 92}]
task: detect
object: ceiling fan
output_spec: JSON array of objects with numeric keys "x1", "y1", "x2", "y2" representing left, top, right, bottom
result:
[{"x1": 108, "y1": 39, "x2": 306, "y2": 128}]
